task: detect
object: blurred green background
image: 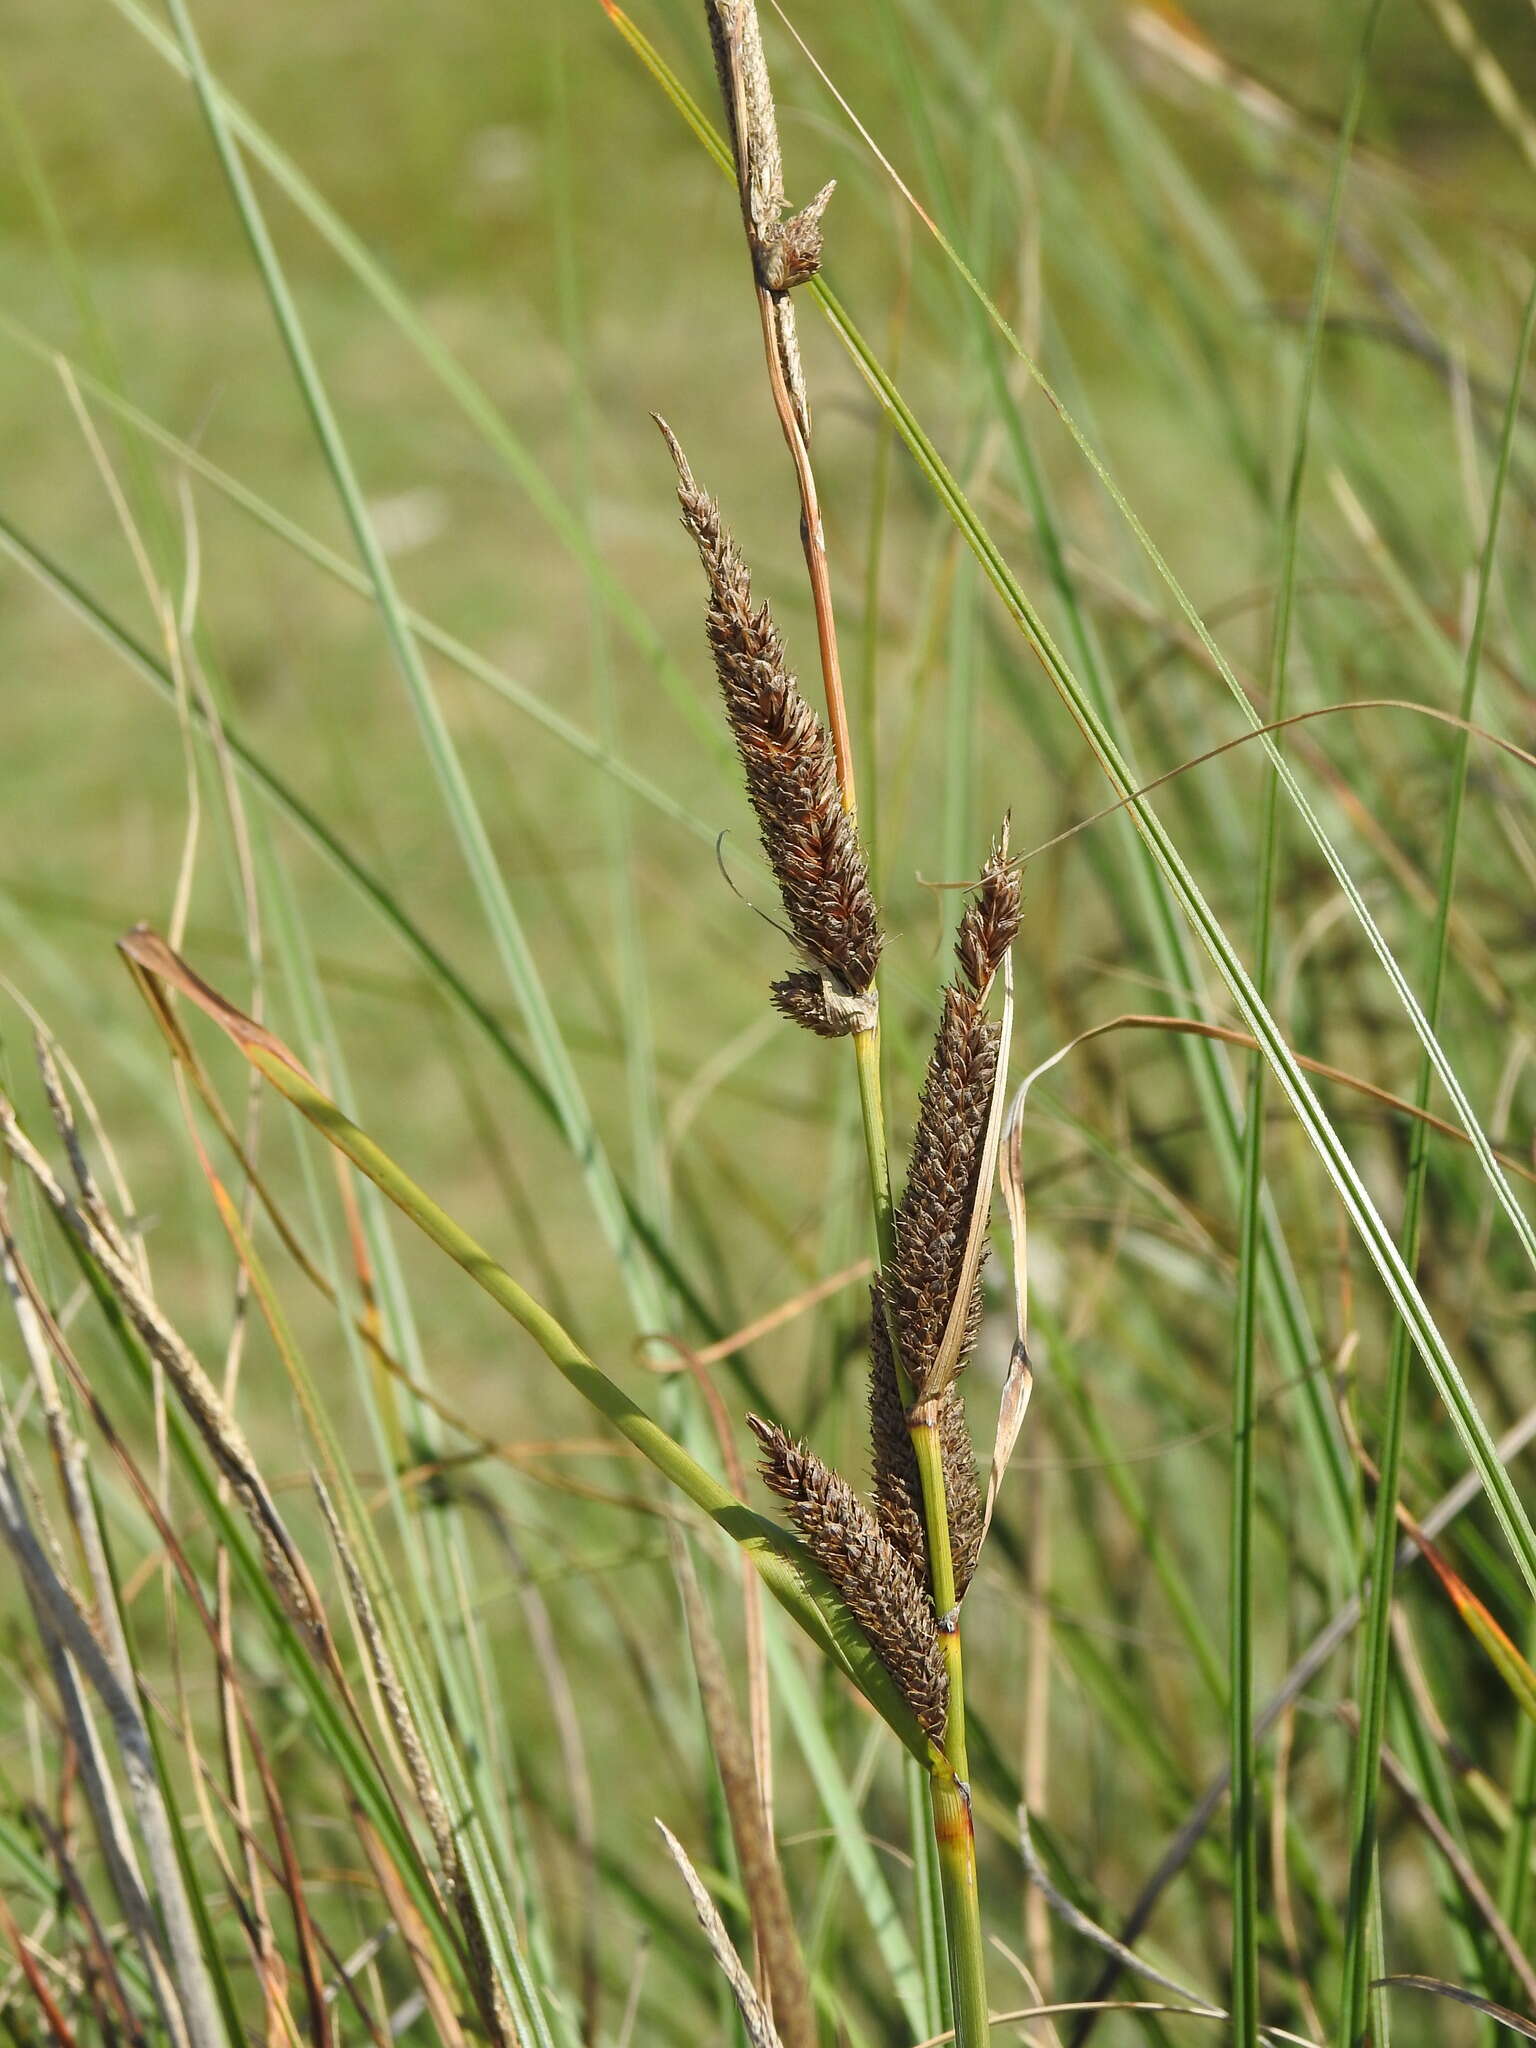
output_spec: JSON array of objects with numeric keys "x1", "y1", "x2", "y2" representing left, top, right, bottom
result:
[
  {"x1": 3, "y1": 1, "x2": 1536, "y2": 2040},
  {"x1": 3, "y1": 0, "x2": 1532, "y2": 1349}
]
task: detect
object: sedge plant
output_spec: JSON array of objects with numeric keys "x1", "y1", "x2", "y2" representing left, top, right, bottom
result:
[
  {"x1": 654, "y1": 8, "x2": 1028, "y2": 2033},
  {"x1": 8, "y1": 2, "x2": 1536, "y2": 2044}
]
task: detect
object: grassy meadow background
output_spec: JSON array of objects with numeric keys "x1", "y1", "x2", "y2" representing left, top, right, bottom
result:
[{"x1": 2, "y1": 0, "x2": 1536, "y2": 2041}]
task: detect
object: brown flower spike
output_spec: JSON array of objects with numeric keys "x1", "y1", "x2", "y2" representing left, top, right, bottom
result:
[
  {"x1": 748, "y1": 1416, "x2": 948, "y2": 1739},
  {"x1": 659, "y1": 420, "x2": 882, "y2": 1033},
  {"x1": 868, "y1": 1287, "x2": 983, "y2": 1601},
  {"x1": 884, "y1": 837, "x2": 1020, "y2": 1404}
]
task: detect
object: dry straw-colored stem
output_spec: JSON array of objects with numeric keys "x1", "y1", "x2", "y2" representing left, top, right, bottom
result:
[
  {"x1": 0, "y1": 1094, "x2": 328, "y2": 1650},
  {"x1": 707, "y1": 0, "x2": 854, "y2": 812}
]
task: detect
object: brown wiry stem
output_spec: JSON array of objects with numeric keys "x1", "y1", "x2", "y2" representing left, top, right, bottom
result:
[{"x1": 711, "y1": 0, "x2": 855, "y2": 816}]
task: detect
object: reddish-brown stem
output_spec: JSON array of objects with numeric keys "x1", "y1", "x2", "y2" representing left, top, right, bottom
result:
[
  {"x1": 721, "y1": 18, "x2": 856, "y2": 815},
  {"x1": 750, "y1": 289, "x2": 856, "y2": 811}
]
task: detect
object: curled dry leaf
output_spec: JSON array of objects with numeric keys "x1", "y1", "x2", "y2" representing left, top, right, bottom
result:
[{"x1": 984, "y1": 1012, "x2": 1034, "y2": 1549}]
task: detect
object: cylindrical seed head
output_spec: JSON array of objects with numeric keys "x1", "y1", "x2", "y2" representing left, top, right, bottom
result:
[
  {"x1": 867, "y1": 1284, "x2": 984, "y2": 1601},
  {"x1": 748, "y1": 1415, "x2": 947, "y2": 1740},
  {"x1": 885, "y1": 833, "x2": 1020, "y2": 1400},
  {"x1": 659, "y1": 421, "x2": 882, "y2": 1030}
]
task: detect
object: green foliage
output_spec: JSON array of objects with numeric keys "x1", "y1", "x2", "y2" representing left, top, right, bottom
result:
[{"x1": 1, "y1": 2, "x2": 1535, "y2": 2042}]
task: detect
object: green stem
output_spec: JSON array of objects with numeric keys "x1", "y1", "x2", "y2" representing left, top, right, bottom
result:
[
  {"x1": 910, "y1": 1406, "x2": 968, "y2": 1779},
  {"x1": 930, "y1": 1765, "x2": 990, "y2": 2047},
  {"x1": 853, "y1": 1020, "x2": 898, "y2": 1261}
]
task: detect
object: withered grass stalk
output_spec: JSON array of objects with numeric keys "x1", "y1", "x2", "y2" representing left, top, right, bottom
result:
[{"x1": 704, "y1": 0, "x2": 854, "y2": 806}]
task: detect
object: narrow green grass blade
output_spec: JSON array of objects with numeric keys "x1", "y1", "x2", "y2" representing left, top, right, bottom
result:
[
  {"x1": 122, "y1": 938, "x2": 929, "y2": 1762},
  {"x1": 101, "y1": 0, "x2": 728, "y2": 764},
  {"x1": 160, "y1": 0, "x2": 668, "y2": 1334},
  {"x1": 1497, "y1": 1625, "x2": 1536, "y2": 1998},
  {"x1": 0, "y1": 315, "x2": 719, "y2": 854},
  {"x1": 1234, "y1": 12, "x2": 1388, "y2": 2036},
  {"x1": 1339, "y1": 268, "x2": 1536, "y2": 2048}
]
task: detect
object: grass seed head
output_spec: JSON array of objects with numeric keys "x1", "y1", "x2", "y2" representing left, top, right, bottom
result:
[
  {"x1": 885, "y1": 989, "x2": 997, "y2": 1399},
  {"x1": 886, "y1": 831, "x2": 1020, "y2": 1400},
  {"x1": 866, "y1": 1286, "x2": 927, "y2": 1573},
  {"x1": 954, "y1": 829, "x2": 1021, "y2": 1003},
  {"x1": 748, "y1": 1414, "x2": 947, "y2": 1739},
  {"x1": 940, "y1": 1395, "x2": 983, "y2": 1603},
  {"x1": 659, "y1": 421, "x2": 882, "y2": 1027},
  {"x1": 867, "y1": 1285, "x2": 984, "y2": 1602}
]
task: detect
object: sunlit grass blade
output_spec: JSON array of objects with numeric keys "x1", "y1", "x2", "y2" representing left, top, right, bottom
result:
[
  {"x1": 0, "y1": 314, "x2": 720, "y2": 854},
  {"x1": 101, "y1": 0, "x2": 728, "y2": 764},
  {"x1": 119, "y1": 923, "x2": 934, "y2": 1764},
  {"x1": 161, "y1": 0, "x2": 668, "y2": 1336}
]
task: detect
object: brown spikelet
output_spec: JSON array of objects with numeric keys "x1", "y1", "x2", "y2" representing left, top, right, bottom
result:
[
  {"x1": 761, "y1": 180, "x2": 835, "y2": 293},
  {"x1": 867, "y1": 1287, "x2": 925, "y2": 1568},
  {"x1": 770, "y1": 969, "x2": 876, "y2": 1038},
  {"x1": 954, "y1": 829, "x2": 1021, "y2": 1004},
  {"x1": 886, "y1": 833, "x2": 1020, "y2": 1400},
  {"x1": 770, "y1": 970, "x2": 850, "y2": 1038},
  {"x1": 747, "y1": 1416, "x2": 947, "y2": 1739},
  {"x1": 868, "y1": 1285, "x2": 984, "y2": 1600},
  {"x1": 885, "y1": 988, "x2": 996, "y2": 1399},
  {"x1": 659, "y1": 421, "x2": 882, "y2": 1009},
  {"x1": 940, "y1": 1396, "x2": 983, "y2": 1603}
]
